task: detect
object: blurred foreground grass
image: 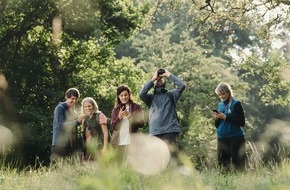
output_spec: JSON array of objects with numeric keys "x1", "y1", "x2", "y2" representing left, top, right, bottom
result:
[{"x1": 1, "y1": 153, "x2": 290, "y2": 190}]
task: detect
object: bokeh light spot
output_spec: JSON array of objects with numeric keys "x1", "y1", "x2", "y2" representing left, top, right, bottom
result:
[{"x1": 127, "y1": 134, "x2": 170, "y2": 175}]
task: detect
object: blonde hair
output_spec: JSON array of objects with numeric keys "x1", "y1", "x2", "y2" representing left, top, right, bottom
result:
[
  {"x1": 215, "y1": 82, "x2": 233, "y2": 113},
  {"x1": 80, "y1": 97, "x2": 99, "y2": 115},
  {"x1": 215, "y1": 82, "x2": 233, "y2": 98}
]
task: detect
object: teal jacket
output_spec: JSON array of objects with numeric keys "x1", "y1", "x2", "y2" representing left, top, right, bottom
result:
[
  {"x1": 215, "y1": 98, "x2": 245, "y2": 139},
  {"x1": 139, "y1": 74, "x2": 185, "y2": 135}
]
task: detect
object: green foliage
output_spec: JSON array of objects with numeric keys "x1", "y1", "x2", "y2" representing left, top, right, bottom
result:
[
  {"x1": 1, "y1": 0, "x2": 290, "y2": 170},
  {"x1": 131, "y1": 20, "x2": 247, "y2": 129},
  {"x1": 96, "y1": 0, "x2": 150, "y2": 44},
  {"x1": 54, "y1": 0, "x2": 102, "y2": 38},
  {"x1": 181, "y1": 110, "x2": 217, "y2": 168},
  {"x1": 115, "y1": 0, "x2": 290, "y2": 169},
  {"x1": 123, "y1": 2, "x2": 257, "y2": 167},
  {"x1": 0, "y1": 0, "x2": 149, "y2": 167},
  {"x1": 239, "y1": 51, "x2": 290, "y2": 106},
  {"x1": 237, "y1": 51, "x2": 290, "y2": 140},
  {"x1": 77, "y1": 55, "x2": 147, "y2": 115}
]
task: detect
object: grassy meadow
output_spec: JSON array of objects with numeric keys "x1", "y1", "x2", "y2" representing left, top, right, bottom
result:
[
  {"x1": 1, "y1": 149, "x2": 290, "y2": 190},
  {"x1": 2, "y1": 127, "x2": 290, "y2": 190}
]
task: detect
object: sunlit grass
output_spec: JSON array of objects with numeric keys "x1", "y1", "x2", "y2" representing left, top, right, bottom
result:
[
  {"x1": 1, "y1": 149, "x2": 290, "y2": 190},
  {"x1": 2, "y1": 123, "x2": 290, "y2": 190}
]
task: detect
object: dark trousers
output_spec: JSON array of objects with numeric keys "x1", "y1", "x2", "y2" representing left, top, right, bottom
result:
[
  {"x1": 50, "y1": 145, "x2": 73, "y2": 163},
  {"x1": 155, "y1": 132, "x2": 179, "y2": 158},
  {"x1": 51, "y1": 138, "x2": 77, "y2": 162},
  {"x1": 217, "y1": 136, "x2": 246, "y2": 171},
  {"x1": 83, "y1": 137, "x2": 103, "y2": 162}
]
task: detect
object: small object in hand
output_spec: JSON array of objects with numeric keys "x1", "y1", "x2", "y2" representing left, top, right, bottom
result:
[
  {"x1": 121, "y1": 103, "x2": 126, "y2": 111},
  {"x1": 157, "y1": 69, "x2": 165, "y2": 76},
  {"x1": 212, "y1": 109, "x2": 219, "y2": 113}
]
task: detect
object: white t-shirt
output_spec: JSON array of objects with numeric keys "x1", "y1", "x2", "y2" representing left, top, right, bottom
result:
[{"x1": 118, "y1": 106, "x2": 130, "y2": 145}]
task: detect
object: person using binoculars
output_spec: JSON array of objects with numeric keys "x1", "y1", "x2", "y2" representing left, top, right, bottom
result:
[{"x1": 139, "y1": 69, "x2": 186, "y2": 159}]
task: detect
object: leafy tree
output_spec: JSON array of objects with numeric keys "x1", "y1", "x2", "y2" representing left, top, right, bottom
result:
[
  {"x1": 130, "y1": 21, "x2": 249, "y2": 165},
  {"x1": 116, "y1": 0, "x2": 290, "y2": 166},
  {"x1": 0, "y1": 0, "x2": 149, "y2": 167},
  {"x1": 238, "y1": 51, "x2": 290, "y2": 139}
]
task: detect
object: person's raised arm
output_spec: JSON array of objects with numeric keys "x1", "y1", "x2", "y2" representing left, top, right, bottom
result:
[
  {"x1": 165, "y1": 71, "x2": 186, "y2": 102},
  {"x1": 139, "y1": 76, "x2": 155, "y2": 107}
]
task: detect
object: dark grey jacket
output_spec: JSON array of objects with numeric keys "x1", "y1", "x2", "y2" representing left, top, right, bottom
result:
[{"x1": 139, "y1": 74, "x2": 185, "y2": 135}]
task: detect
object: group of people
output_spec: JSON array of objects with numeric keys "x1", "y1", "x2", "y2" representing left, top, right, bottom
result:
[
  {"x1": 50, "y1": 85, "x2": 144, "y2": 165},
  {"x1": 51, "y1": 69, "x2": 246, "y2": 171}
]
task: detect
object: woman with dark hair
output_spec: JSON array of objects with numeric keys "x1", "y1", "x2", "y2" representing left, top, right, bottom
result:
[
  {"x1": 110, "y1": 85, "x2": 144, "y2": 160},
  {"x1": 211, "y1": 82, "x2": 246, "y2": 171}
]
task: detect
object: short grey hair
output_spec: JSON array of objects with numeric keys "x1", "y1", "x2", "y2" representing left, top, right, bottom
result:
[{"x1": 215, "y1": 82, "x2": 233, "y2": 98}]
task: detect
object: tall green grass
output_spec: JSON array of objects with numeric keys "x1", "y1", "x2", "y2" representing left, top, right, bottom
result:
[{"x1": 1, "y1": 146, "x2": 290, "y2": 190}]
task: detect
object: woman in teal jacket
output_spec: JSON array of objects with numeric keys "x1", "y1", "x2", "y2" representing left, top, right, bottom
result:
[{"x1": 212, "y1": 82, "x2": 245, "y2": 171}]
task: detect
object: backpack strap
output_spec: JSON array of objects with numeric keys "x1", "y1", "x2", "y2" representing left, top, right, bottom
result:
[
  {"x1": 96, "y1": 112, "x2": 112, "y2": 140},
  {"x1": 167, "y1": 91, "x2": 179, "y2": 124},
  {"x1": 95, "y1": 112, "x2": 100, "y2": 125}
]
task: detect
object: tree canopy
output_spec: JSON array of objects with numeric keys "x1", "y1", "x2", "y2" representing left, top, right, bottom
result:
[
  {"x1": 0, "y1": 0, "x2": 149, "y2": 167},
  {"x1": 1, "y1": 0, "x2": 290, "y2": 168},
  {"x1": 116, "y1": 0, "x2": 290, "y2": 165}
]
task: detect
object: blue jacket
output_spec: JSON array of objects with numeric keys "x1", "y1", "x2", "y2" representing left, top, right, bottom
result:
[
  {"x1": 139, "y1": 74, "x2": 185, "y2": 135},
  {"x1": 51, "y1": 102, "x2": 79, "y2": 148},
  {"x1": 215, "y1": 98, "x2": 245, "y2": 139}
]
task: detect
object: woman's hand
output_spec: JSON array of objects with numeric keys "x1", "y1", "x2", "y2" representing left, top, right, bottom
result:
[
  {"x1": 77, "y1": 114, "x2": 85, "y2": 123},
  {"x1": 212, "y1": 112, "x2": 226, "y2": 120},
  {"x1": 118, "y1": 109, "x2": 130, "y2": 119},
  {"x1": 126, "y1": 112, "x2": 132, "y2": 122},
  {"x1": 118, "y1": 109, "x2": 125, "y2": 119}
]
